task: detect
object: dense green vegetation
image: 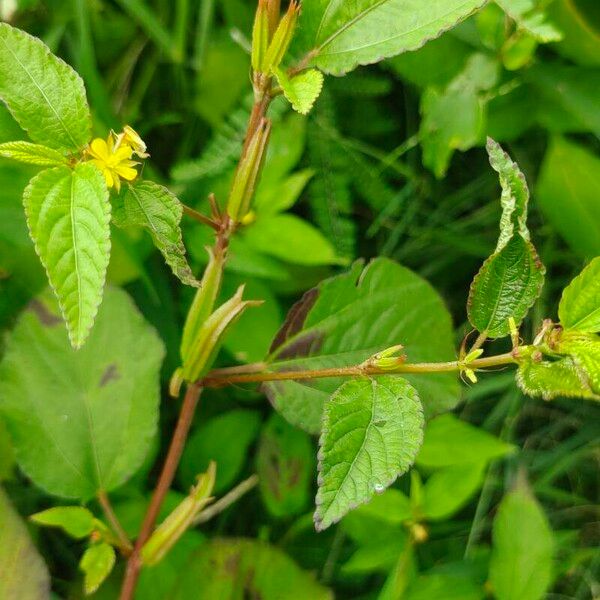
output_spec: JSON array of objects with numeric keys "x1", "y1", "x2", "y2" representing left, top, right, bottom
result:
[{"x1": 0, "y1": 1, "x2": 598, "y2": 599}]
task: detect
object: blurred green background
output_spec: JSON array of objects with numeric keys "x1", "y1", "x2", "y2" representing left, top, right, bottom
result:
[{"x1": 0, "y1": 0, "x2": 599, "y2": 598}]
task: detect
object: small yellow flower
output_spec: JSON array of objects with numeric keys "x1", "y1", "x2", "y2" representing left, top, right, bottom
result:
[{"x1": 86, "y1": 133, "x2": 139, "y2": 192}]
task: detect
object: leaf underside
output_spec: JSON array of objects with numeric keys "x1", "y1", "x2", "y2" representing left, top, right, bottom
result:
[
  {"x1": 295, "y1": 0, "x2": 488, "y2": 76},
  {"x1": 113, "y1": 181, "x2": 200, "y2": 287},
  {"x1": 315, "y1": 376, "x2": 424, "y2": 531}
]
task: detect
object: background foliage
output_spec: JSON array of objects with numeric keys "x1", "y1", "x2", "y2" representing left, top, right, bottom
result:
[{"x1": 0, "y1": 0, "x2": 598, "y2": 598}]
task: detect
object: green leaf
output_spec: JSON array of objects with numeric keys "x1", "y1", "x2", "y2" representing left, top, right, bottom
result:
[
  {"x1": 243, "y1": 213, "x2": 341, "y2": 266},
  {"x1": 30, "y1": 506, "x2": 95, "y2": 539},
  {"x1": 23, "y1": 163, "x2": 111, "y2": 348},
  {"x1": 254, "y1": 168, "x2": 314, "y2": 215},
  {"x1": 516, "y1": 353, "x2": 599, "y2": 401},
  {"x1": 266, "y1": 258, "x2": 460, "y2": 434},
  {"x1": 0, "y1": 419, "x2": 14, "y2": 481},
  {"x1": 490, "y1": 483, "x2": 554, "y2": 600},
  {"x1": 559, "y1": 257, "x2": 600, "y2": 333},
  {"x1": 0, "y1": 23, "x2": 91, "y2": 152},
  {"x1": 113, "y1": 181, "x2": 200, "y2": 287},
  {"x1": 276, "y1": 68, "x2": 324, "y2": 115},
  {"x1": 315, "y1": 376, "x2": 423, "y2": 531},
  {"x1": 421, "y1": 462, "x2": 486, "y2": 520},
  {"x1": 416, "y1": 414, "x2": 515, "y2": 468},
  {"x1": 557, "y1": 331, "x2": 600, "y2": 395},
  {"x1": 404, "y1": 573, "x2": 484, "y2": 600},
  {"x1": 170, "y1": 538, "x2": 332, "y2": 599},
  {"x1": 536, "y1": 137, "x2": 600, "y2": 258},
  {"x1": 294, "y1": 0, "x2": 487, "y2": 76},
  {"x1": 179, "y1": 410, "x2": 261, "y2": 494},
  {"x1": 0, "y1": 487, "x2": 51, "y2": 600},
  {"x1": 80, "y1": 542, "x2": 115, "y2": 595},
  {"x1": 0, "y1": 141, "x2": 68, "y2": 167},
  {"x1": 468, "y1": 139, "x2": 544, "y2": 338},
  {"x1": 0, "y1": 287, "x2": 164, "y2": 499},
  {"x1": 256, "y1": 413, "x2": 314, "y2": 518},
  {"x1": 420, "y1": 54, "x2": 499, "y2": 177},
  {"x1": 468, "y1": 235, "x2": 545, "y2": 338}
]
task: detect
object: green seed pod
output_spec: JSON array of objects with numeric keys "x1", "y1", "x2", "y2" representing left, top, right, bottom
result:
[{"x1": 262, "y1": 0, "x2": 299, "y2": 74}]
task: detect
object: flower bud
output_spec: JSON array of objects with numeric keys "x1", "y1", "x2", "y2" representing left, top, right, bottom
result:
[
  {"x1": 262, "y1": 0, "x2": 300, "y2": 74},
  {"x1": 180, "y1": 246, "x2": 225, "y2": 363},
  {"x1": 141, "y1": 462, "x2": 216, "y2": 566},
  {"x1": 182, "y1": 286, "x2": 263, "y2": 382},
  {"x1": 226, "y1": 119, "x2": 271, "y2": 222},
  {"x1": 251, "y1": 0, "x2": 270, "y2": 73}
]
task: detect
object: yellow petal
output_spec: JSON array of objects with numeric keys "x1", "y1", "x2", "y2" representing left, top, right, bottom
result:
[
  {"x1": 115, "y1": 165, "x2": 138, "y2": 181},
  {"x1": 113, "y1": 145, "x2": 134, "y2": 163},
  {"x1": 89, "y1": 138, "x2": 110, "y2": 161},
  {"x1": 113, "y1": 175, "x2": 121, "y2": 193}
]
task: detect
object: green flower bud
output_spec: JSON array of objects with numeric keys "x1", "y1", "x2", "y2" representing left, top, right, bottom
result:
[
  {"x1": 180, "y1": 246, "x2": 225, "y2": 363},
  {"x1": 141, "y1": 462, "x2": 216, "y2": 566},
  {"x1": 182, "y1": 286, "x2": 262, "y2": 382}
]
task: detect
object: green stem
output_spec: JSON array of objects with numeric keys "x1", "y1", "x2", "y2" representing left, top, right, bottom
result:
[{"x1": 202, "y1": 352, "x2": 519, "y2": 387}]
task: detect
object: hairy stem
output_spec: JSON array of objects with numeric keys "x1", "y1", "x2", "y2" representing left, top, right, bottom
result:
[
  {"x1": 119, "y1": 383, "x2": 202, "y2": 600},
  {"x1": 202, "y1": 352, "x2": 519, "y2": 387}
]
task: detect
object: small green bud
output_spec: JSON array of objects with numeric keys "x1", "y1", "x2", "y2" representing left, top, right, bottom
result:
[
  {"x1": 368, "y1": 344, "x2": 406, "y2": 370},
  {"x1": 251, "y1": 0, "x2": 270, "y2": 73},
  {"x1": 463, "y1": 348, "x2": 484, "y2": 363},
  {"x1": 262, "y1": 0, "x2": 300, "y2": 74},
  {"x1": 182, "y1": 286, "x2": 263, "y2": 382},
  {"x1": 141, "y1": 462, "x2": 216, "y2": 566},
  {"x1": 226, "y1": 119, "x2": 271, "y2": 222},
  {"x1": 180, "y1": 246, "x2": 226, "y2": 362}
]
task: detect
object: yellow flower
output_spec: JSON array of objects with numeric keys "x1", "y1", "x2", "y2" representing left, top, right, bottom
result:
[{"x1": 86, "y1": 133, "x2": 139, "y2": 192}]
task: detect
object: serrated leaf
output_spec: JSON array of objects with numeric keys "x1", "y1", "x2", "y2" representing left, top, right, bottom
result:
[
  {"x1": 468, "y1": 235, "x2": 545, "y2": 338},
  {"x1": 468, "y1": 139, "x2": 544, "y2": 338},
  {"x1": 80, "y1": 543, "x2": 115, "y2": 595},
  {"x1": 516, "y1": 354, "x2": 599, "y2": 401},
  {"x1": 490, "y1": 483, "x2": 554, "y2": 600},
  {"x1": 112, "y1": 181, "x2": 199, "y2": 287},
  {"x1": 487, "y1": 137, "x2": 531, "y2": 251},
  {"x1": 170, "y1": 538, "x2": 332, "y2": 600},
  {"x1": 0, "y1": 23, "x2": 91, "y2": 152},
  {"x1": 276, "y1": 68, "x2": 324, "y2": 115},
  {"x1": 265, "y1": 258, "x2": 459, "y2": 434},
  {"x1": 23, "y1": 163, "x2": 111, "y2": 348},
  {"x1": 0, "y1": 487, "x2": 50, "y2": 600},
  {"x1": 558, "y1": 256, "x2": 600, "y2": 333},
  {"x1": 557, "y1": 331, "x2": 600, "y2": 395},
  {"x1": 315, "y1": 376, "x2": 424, "y2": 531},
  {"x1": 416, "y1": 414, "x2": 515, "y2": 468},
  {"x1": 294, "y1": 0, "x2": 487, "y2": 76},
  {"x1": 30, "y1": 506, "x2": 95, "y2": 539},
  {"x1": 0, "y1": 141, "x2": 68, "y2": 167},
  {"x1": 0, "y1": 287, "x2": 164, "y2": 499}
]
